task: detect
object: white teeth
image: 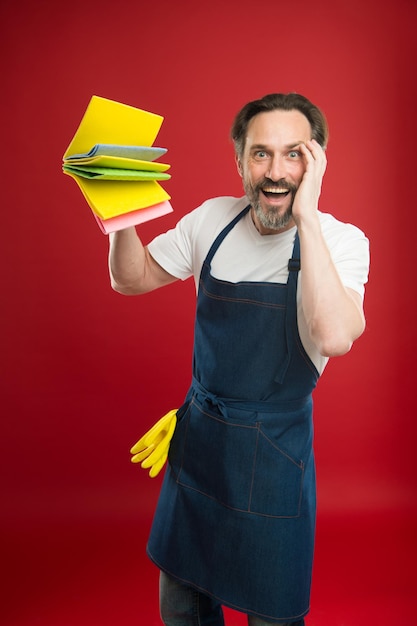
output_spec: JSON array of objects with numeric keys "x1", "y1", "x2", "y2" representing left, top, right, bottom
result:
[{"x1": 263, "y1": 187, "x2": 288, "y2": 194}]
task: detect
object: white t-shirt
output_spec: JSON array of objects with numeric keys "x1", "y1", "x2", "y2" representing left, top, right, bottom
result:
[{"x1": 148, "y1": 196, "x2": 370, "y2": 374}]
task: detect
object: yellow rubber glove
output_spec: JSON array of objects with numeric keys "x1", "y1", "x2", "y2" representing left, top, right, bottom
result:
[{"x1": 130, "y1": 409, "x2": 177, "y2": 478}]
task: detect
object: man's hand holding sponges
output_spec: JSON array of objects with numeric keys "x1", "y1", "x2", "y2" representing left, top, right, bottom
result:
[{"x1": 130, "y1": 409, "x2": 177, "y2": 477}]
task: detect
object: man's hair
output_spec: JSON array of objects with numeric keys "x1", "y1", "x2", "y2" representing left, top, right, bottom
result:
[{"x1": 231, "y1": 92, "x2": 329, "y2": 158}]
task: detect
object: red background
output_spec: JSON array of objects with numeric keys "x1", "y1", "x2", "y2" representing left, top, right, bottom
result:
[{"x1": 1, "y1": 0, "x2": 416, "y2": 624}]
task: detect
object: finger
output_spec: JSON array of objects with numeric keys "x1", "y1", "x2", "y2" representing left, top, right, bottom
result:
[
  {"x1": 154, "y1": 414, "x2": 177, "y2": 450},
  {"x1": 299, "y1": 141, "x2": 314, "y2": 165},
  {"x1": 131, "y1": 442, "x2": 156, "y2": 463},
  {"x1": 130, "y1": 416, "x2": 177, "y2": 454},
  {"x1": 142, "y1": 409, "x2": 178, "y2": 446},
  {"x1": 130, "y1": 412, "x2": 174, "y2": 453},
  {"x1": 141, "y1": 438, "x2": 170, "y2": 468},
  {"x1": 130, "y1": 429, "x2": 158, "y2": 453},
  {"x1": 306, "y1": 140, "x2": 327, "y2": 166},
  {"x1": 141, "y1": 414, "x2": 173, "y2": 446},
  {"x1": 149, "y1": 451, "x2": 169, "y2": 478},
  {"x1": 140, "y1": 419, "x2": 176, "y2": 468},
  {"x1": 130, "y1": 439, "x2": 147, "y2": 454},
  {"x1": 130, "y1": 434, "x2": 155, "y2": 454},
  {"x1": 300, "y1": 142, "x2": 327, "y2": 180}
]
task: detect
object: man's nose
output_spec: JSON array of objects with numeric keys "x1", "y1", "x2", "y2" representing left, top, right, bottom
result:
[{"x1": 265, "y1": 155, "x2": 285, "y2": 182}]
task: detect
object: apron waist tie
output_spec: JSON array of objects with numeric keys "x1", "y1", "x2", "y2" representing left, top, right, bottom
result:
[{"x1": 191, "y1": 377, "x2": 311, "y2": 415}]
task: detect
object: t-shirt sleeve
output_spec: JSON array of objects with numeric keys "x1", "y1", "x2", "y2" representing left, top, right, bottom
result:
[
  {"x1": 147, "y1": 211, "x2": 196, "y2": 281},
  {"x1": 326, "y1": 220, "x2": 370, "y2": 299},
  {"x1": 147, "y1": 196, "x2": 247, "y2": 283}
]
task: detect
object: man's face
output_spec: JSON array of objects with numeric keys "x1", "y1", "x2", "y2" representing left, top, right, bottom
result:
[{"x1": 236, "y1": 109, "x2": 312, "y2": 234}]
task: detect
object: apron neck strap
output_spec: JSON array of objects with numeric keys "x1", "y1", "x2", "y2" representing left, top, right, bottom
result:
[{"x1": 204, "y1": 204, "x2": 251, "y2": 266}]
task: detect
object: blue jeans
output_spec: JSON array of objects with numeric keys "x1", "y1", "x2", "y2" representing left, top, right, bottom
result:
[{"x1": 159, "y1": 571, "x2": 305, "y2": 626}]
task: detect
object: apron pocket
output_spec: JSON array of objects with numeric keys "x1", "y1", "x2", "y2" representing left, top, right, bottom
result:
[
  {"x1": 249, "y1": 427, "x2": 304, "y2": 518},
  {"x1": 171, "y1": 399, "x2": 303, "y2": 518}
]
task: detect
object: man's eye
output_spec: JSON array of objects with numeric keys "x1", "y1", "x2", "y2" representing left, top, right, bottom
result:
[
  {"x1": 288, "y1": 150, "x2": 301, "y2": 158},
  {"x1": 254, "y1": 151, "x2": 268, "y2": 159}
]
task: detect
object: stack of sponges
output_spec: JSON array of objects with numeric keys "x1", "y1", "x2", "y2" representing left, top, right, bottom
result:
[{"x1": 62, "y1": 96, "x2": 173, "y2": 233}]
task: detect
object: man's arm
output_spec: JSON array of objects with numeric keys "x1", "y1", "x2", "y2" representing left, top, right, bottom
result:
[
  {"x1": 108, "y1": 227, "x2": 178, "y2": 295},
  {"x1": 294, "y1": 140, "x2": 366, "y2": 357}
]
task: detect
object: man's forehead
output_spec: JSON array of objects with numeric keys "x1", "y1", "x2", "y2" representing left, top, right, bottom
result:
[
  {"x1": 247, "y1": 109, "x2": 311, "y2": 133},
  {"x1": 245, "y1": 110, "x2": 312, "y2": 148}
]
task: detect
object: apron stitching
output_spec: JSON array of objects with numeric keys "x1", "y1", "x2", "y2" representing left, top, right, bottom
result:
[
  {"x1": 248, "y1": 426, "x2": 260, "y2": 512},
  {"x1": 172, "y1": 478, "x2": 302, "y2": 519},
  {"x1": 258, "y1": 429, "x2": 304, "y2": 469},
  {"x1": 201, "y1": 265, "x2": 289, "y2": 290},
  {"x1": 199, "y1": 284, "x2": 287, "y2": 307},
  {"x1": 151, "y1": 555, "x2": 310, "y2": 622}
]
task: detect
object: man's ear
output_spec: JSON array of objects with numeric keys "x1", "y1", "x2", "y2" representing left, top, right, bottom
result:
[{"x1": 235, "y1": 154, "x2": 243, "y2": 178}]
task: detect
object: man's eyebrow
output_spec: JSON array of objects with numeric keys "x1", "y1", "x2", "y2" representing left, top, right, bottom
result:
[
  {"x1": 249, "y1": 141, "x2": 307, "y2": 152},
  {"x1": 287, "y1": 142, "x2": 305, "y2": 149},
  {"x1": 249, "y1": 144, "x2": 269, "y2": 151}
]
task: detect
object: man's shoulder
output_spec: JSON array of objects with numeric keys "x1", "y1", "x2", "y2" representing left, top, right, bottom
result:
[
  {"x1": 193, "y1": 195, "x2": 248, "y2": 219},
  {"x1": 183, "y1": 195, "x2": 248, "y2": 235},
  {"x1": 318, "y1": 210, "x2": 367, "y2": 241}
]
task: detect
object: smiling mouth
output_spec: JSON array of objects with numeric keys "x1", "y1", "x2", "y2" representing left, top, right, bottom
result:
[{"x1": 261, "y1": 186, "x2": 290, "y2": 199}]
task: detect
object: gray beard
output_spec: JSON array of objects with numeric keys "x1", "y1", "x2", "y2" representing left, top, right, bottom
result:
[
  {"x1": 252, "y1": 199, "x2": 293, "y2": 230},
  {"x1": 244, "y1": 182, "x2": 295, "y2": 231}
]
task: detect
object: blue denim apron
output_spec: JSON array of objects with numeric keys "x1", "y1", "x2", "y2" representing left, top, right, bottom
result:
[{"x1": 147, "y1": 205, "x2": 320, "y2": 623}]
